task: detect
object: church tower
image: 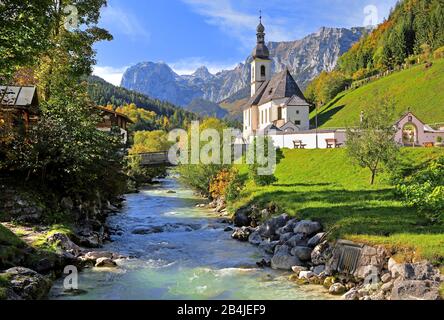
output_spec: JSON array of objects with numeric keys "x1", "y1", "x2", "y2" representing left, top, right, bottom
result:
[{"x1": 251, "y1": 15, "x2": 271, "y2": 97}]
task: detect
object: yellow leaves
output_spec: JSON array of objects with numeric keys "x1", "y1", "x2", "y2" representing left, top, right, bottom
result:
[
  {"x1": 209, "y1": 168, "x2": 237, "y2": 199},
  {"x1": 129, "y1": 130, "x2": 171, "y2": 154},
  {"x1": 114, "y1": 103, "x2": 156, "y2": 123}
]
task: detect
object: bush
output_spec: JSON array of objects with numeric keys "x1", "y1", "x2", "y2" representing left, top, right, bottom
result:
[
  {"x1": 225, "y1": 169, "x2": 246, "y2": 202},
  {"x1": 248, "y1": 137, "x2": 277, "y2": 186},
  {"x1": 397, "y1": 157, "x2": 444, "y2": 224},
  {"x1": 433, "y1": 46, "x2": 444, "y2": 60}
]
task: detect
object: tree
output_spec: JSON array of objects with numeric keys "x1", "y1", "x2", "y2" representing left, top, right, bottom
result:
[
  {"x1": 346, "y1": 96, "x2": 399, "y2": 185},
  {"x1": 397, "y1": 157, "x2": 444, "y2": 224},
  {"x1": 0, "y1": 0, "x2": 53, "y2": 80}
]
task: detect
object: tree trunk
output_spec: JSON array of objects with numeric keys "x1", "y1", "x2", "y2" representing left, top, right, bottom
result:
[{"x1": 370, "y1": 170, "x2": 376, "y2": 185}]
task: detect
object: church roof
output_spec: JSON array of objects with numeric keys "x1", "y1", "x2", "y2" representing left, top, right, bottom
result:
[{"x1": 245, "y1": 69, "x2": 309, "y2": 109}]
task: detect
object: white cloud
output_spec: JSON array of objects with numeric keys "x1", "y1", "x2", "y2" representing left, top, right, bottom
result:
[
  {"x1": 100, "y1": 4, "x2": 151, "y2": 41},
  {"x1": 93, "y1": 66, "x2": 128, "y2": 86},
  {"x1": 169, "y1": 57, "x2": 239, "y2": 75}
]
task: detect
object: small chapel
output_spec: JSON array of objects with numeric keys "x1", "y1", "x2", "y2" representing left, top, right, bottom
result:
[{"x1": 243, "y1": 17, "x2": 311, "y2": 139}]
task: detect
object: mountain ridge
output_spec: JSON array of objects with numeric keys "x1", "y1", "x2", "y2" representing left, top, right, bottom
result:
[{"x1": 121, "y1": 26, "x2": 366, "y2": 108}]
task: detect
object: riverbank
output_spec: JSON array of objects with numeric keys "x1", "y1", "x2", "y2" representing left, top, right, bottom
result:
[
  {"x1": 0, "y1": 179, "x2": 127, "y2": 300},
  {"x1": 219, "y1": 148, "x2": 444, "y2": 300}
]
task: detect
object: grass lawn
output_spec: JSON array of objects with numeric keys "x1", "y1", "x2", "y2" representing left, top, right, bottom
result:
[
  {"x1": 310, "y1": 58, "x2": 444, "y2": 128},
  {"x1": 232, "y1": 148, "x2": 444, "y2": 264}
]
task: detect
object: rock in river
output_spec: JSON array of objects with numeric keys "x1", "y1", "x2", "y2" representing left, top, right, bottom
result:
[{"x1": 271, "y1": 253, "x2": 303, "y2": 271}]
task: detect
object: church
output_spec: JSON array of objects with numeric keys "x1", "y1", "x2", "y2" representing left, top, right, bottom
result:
[{"x1": 243, "y1": 18, "x2": 311, "y2": 139}]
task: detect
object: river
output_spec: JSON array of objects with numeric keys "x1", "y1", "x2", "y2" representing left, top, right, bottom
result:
[{"x1": 50, "y1": 177, "x2": 331, "y2": 300}]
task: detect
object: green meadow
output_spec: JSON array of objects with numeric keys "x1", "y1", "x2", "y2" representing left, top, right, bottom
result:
[
  {"x1": 311, "y1": 58, "x2": 444, "y2": 128},
  {"x1": 232, "y1": 148, "x2": 444, "y2": 264}
]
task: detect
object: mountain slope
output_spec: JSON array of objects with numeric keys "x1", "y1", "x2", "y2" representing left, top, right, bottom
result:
[
  {"x1": 185, "y1": 98, "x2": 228, "y2": 119},
  {"x1": 313, "y1": 58, "x2": 444, "y2": 128},
  {"x1": 121, "y1": 27, "x2": 365, "y2": 107},
  {"x1": 87, "y1": 75, "x2": 198, "y2": 128}
]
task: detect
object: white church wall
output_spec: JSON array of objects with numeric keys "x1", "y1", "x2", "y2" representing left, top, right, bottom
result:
[{"x1": 285, "y1": 105, "x2": 310, "y2": 130}]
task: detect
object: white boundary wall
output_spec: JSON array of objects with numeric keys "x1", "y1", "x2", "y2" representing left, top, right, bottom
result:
[{"x1": 248, "y1": 130, "x2": 347, "y2": 149}]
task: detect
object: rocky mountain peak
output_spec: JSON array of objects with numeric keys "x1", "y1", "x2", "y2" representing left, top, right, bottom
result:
[{"x1": 121, "y1": 27, "x2": 366, "y2": 108}]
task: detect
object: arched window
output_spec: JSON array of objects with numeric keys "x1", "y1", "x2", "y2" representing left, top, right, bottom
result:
[{"x1": 261, "y1": 65, "x2": 266, "y2": 77}]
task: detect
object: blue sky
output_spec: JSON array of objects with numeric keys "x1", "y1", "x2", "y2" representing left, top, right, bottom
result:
[{"x1": 93, "y1": 0, "x2": 399, "y2": 85}]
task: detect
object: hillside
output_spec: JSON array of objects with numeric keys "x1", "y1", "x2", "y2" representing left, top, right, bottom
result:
[
  {"x1": 87, "y1": 75, "x2": 198, "y2": 129},
  {"x1": 185, "y1": 98, "x2": 228, "y2": 119},
  {"x1": 312, "y1": 58, "x2": 444, "y2": 128},
  {"x1": 232, "y1": 148, "x2": 444, "y2": 263}
]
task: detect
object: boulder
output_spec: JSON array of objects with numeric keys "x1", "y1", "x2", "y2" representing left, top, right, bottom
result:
[
  {"x1": 95, "y1": 257, "x2": 117, "y2": 268},
  {"x1": 4, "y1": 267, "x2": 52, "y2": 300},
  {"x1": 271, "y1": 253, "x2": 303, "y2": 271},
  {"x1": 311, "y1": 241, "x2": 333, "y2": 265},
  {"x1": 313, "y1": 264, "x2": 326, "y2": 275},
  {"x1": 293, "y1": 220, "x2": 322, "y2": 236},
  {"x1": 279, "y1": 232, "x2": 294, "y2": 242},
  {"x1": 285, "y1": 233, "x2": 306, "y2": 247},
  {"x1": 258, "y1": 214, "x2": 290, "y2": 239},
  {"x1": 307, "y1": 233, "x2": 326, "y2": 248},
  {"x1": 390, "y1": 280, "x2": 440, "y2": 300},
  {"x1": 274, "y1": 244, "x2": 291, "y2": 255},
  {"x1": 259, "y1": 240, "x2": 279, "y2": 254},
  {"x1": 276, "y1": 218, "x2": 298, "y2": 235},
  {"x1": 46, "y1": 232, "x2": 82, "y2": 256},
  {"x1": 233, "y1": 207, "x2": 252, "y2": 227},
  {"x1": 231, "y1": 227, "x2": 253, "y2": 242},
  {"x1": 291, "y1": 266, "x2": 308, "y2": 274},
  {"x1": 224, "y1": 226, "x2": 233, "y2": 232},
  {"x1": 343, "y1": 288, "x2": 359, "y2": 300},
  {"x1": 248, "y1": 231, "x2": 262, "y2": 245},
  {"x1": 132, "y1": 226, "x2": 164, "y2": 235},
  {"x1": 83, "y1": 251, "x2": 114, "y2": 263},
  {"x1": 290, "y1": 246, "x2": 313, "y2": 261},
  {"x1": 329, "y1": 283, "x2": 346, "y2": 295}
]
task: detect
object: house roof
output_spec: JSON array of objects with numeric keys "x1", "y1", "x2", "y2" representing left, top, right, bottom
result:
[
  {"x1": 96, "y1": 106, "x2": 134, "y2": 124},
  {"x1": 0, "y1": 86, "x2": 39, "y2": 111},
  {"x1": 245, "y1": 69, "x2": 309, "y2": 109}
]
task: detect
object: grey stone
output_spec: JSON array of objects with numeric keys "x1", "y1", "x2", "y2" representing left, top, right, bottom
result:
[
  {"x1": 343, "y1": 289, "x2": 359, "y2": 300},
  {"x1": 248, "y1": 231, "x2": 262, "y2": 245},
  {"x1": 290, "y1": 246, "x2": 313, "y2": 261},
  {"x1": 279, "y1": 232, "x2": 293, "y2": 242},
  {"x1": 231, "y1": 227, "x2": 253, "y2": 241},
  {"x1": 271, "y1": 253, "x2": 303, "y2": 270},
  {"x1": 293, "y1": 220, "x2": 322, "y2": 235},
  {"x1": 5, "y1": 267, "x2": 52, "y2": 300},
  {"x1": 285, "y1": 233, "x2": 306, "y2": 247},
  {"x1": 259, "y1": 240, "x2": 279, "y2": 254},
  {"x1": 258, "y1": 214, "x2": 290, "y2": 239},
  {"x1": 307, "y1": 232, "x2": 325, "y2": 248},
  {"x1": 95, "y1": 257, "x2": 117, "y2": 268},
  {"x1": 46, "y1": 232, "x2": 81, "y2": 256},
  {"x1": 313, "y1": 264, "x2": 326, "y2": 275},
  {"x1": 311, "y1": 241, "x2": 333, "y2": 265},
  {"x1": 391, "y1": 280, "x2": 440, "y2": 300}
]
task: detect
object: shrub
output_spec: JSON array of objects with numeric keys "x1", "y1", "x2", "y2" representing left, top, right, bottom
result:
[
  {"x1": 247, "y1": 137, "x2": 277, "y2": 186},
  {"x1": 225, "y1": 169, "x2": 246, "y2": 202},
  {"x1": 433, "y1": 46, "x2": 444, "y2": 60},
  {"x1": 397, "y1": 157, "x2": 444, "y2": 224},
  {"x1": 209, "y1": 168, "x2": 234, "y2": 200}
]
